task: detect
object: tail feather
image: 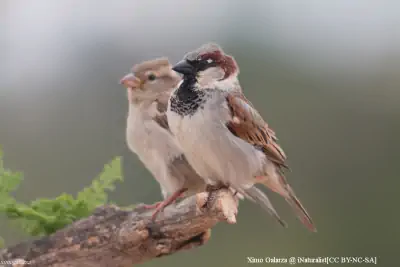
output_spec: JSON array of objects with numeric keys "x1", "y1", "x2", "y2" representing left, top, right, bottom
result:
[
  {"x1": 243, "y1": 186, "x2": 287, "y2": 228},
  {"x1": 258, "y1": 175, "x2": 317, "y2": 232},
  {"x1": 285, "y1": 185, "x2": 317, "y2": 232}
]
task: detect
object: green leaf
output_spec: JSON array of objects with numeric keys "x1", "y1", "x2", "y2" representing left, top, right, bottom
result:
[
  {"x1": 77, "y1": 157, "x2": 123, "y2": 211},
  {"x1": 0, "y1": 149, "x2": 124, "y2": 239}
]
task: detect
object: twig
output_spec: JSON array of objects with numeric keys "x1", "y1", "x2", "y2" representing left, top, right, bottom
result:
[{"x1": 0, "y1": 189, "x2": 238, "y2": 267}]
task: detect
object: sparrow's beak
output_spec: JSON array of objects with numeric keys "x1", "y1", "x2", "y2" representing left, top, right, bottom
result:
[
  {"x1": 172, "y1": 60, "x2": 195, "y2": 76},
  {"x1": 119, "y1": 73, "x2": 142, "y2": 89}
]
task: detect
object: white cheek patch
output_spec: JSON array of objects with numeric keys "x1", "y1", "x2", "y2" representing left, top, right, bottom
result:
[
  {"x1": 197, "y1": 67, "x2": 225, "y2": 87},
  {"x1": 206, "y1": 59, "x2": 214, "y2": 64}
]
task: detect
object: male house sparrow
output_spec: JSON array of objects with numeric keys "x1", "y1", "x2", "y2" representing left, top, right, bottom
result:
[
  {"x1": 167, "y1": 44, "x2": 316, "y2": 231},
  {"x1": 120, "y1": 58, "x2": 206, "y2": 219}
]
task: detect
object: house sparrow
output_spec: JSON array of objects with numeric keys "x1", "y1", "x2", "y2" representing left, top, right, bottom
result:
[
  {"x1": 120, "y1": 58, "x2": 206, "y2": 220},
  {"x1": 167, "y1": 44, "x2": 316, "y2": 231}
]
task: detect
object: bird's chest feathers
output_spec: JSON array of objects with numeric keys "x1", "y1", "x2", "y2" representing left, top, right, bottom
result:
[
  {"x1": 169, "y1": 77, "x2": 208, "y2": 116},
  {"x1": 126, "y1": 105, "x2": 170, "y2": 155},
  {"x1": 170, "y1": 92, "x2": 206, "y2": 118},
  {"x1": 126, "y1": 104, "x2": 153, "y2": 137},
  {"x1": 170, "y1": 95, "x2": 230, "y2": 147}
]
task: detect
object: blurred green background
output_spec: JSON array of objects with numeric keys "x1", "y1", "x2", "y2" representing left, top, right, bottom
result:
[{"x1": 1, "y1": 0, "x2": 399, "y2": 266}]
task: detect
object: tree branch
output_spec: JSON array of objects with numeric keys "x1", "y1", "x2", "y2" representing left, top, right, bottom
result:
[{"x1": 0, "y1": 189, "x2": 238, "y2": 267}]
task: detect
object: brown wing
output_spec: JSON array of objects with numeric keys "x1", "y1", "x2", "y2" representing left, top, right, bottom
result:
[
  {"x1": 226, "y1": 93, "x2": 288, "y2": 169},
  {"x1": 152, "y1": 96, "x2": 170, "y2": 131},
  {"x1": 153, "y1": 113, "x2": 169, "y2": 131}
]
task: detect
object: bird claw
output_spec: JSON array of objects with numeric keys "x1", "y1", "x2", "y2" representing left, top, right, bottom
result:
[
  {"x1": 205, "y1": 183, "x2": 227, "y2": 192},
  {"x1": 204, "y1": 192, "x2": 217, "y2": 209},
  {"x1": 151, "y1": 205, "x2": 166, "y2": 221},
  {"x1": 150, "y1": 188, "x2": 188, "y2": 221},
  {"x1": 203, "y1": 183, "x2": 228, "y2": 209}
]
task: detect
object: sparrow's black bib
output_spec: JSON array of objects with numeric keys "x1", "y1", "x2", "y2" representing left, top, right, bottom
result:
[{"x1": 170, "y1": 77, "x2": 207, "y2": 116}]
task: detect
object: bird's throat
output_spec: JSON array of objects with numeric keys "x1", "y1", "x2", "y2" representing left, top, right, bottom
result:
[
  {"x1": 176, "y1": 76, "x2": 198, "y2": 101},
  {"x1": 170, "y1": 76, "x2": 206, "y2": 116}
]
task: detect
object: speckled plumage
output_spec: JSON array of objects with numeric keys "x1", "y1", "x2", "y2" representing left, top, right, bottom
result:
[
  {"x1": 168, "y1": 43, "x2": 316, "y2": 231},
  {"x1": 169, "y1": 78, "x2": 209, "y2": 117}
]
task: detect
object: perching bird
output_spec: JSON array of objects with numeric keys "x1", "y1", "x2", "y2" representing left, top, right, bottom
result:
[
  {"x1": 167, "y1": 43, "x2": 316, "y2": 231},
  {"x1": 120, "y1": 58, "x2": 206, "y2": 219}
]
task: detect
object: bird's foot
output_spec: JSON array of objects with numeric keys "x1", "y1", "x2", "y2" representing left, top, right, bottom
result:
[
  {"x1": 205, "y1": 182, "x2": 228, "y2": 192},
  {"x1": 203, "y1": 183, "x2": 229, "y2": 208},
  {"x1": 151, "y1": 202, "x2": 168, "y2": 221},
  {"x1": 151, "y1": 188, "x2": 188, "y2": 221}
]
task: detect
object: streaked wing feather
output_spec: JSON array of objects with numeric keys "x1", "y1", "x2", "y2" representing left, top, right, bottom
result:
[
  {"x1": 156, "y1": 97, "x2": 168, "y2": 113},
  {"x1": 152, "y1": 97, "x2": 170, "y2": 131},
  {"x1": 153, "y1": 113, "x2": 169, "y2": 131},
  {"x1": 226, "y1": 93, "x2": 288, "y2": 169}
]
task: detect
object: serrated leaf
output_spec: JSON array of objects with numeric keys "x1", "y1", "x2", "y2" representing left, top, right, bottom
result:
[{"x1": 0, "y1": 150, "x2": 124, "y2": 239}]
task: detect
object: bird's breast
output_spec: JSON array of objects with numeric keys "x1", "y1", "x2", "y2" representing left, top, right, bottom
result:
[{"x1": 169, "y1": 86, "x2": 209, "y2": 116}]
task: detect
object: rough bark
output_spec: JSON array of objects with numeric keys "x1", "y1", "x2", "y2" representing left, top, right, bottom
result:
[{"x1": 0, "y1": 189, "x2": 238, "y2": 267}]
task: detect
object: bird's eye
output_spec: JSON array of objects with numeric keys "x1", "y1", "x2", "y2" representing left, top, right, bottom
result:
[
  {"x1": 206, "y1": 58, "x2": 214, "y2": 64},
  {"x1": 147, "y1": 74, "x2": 156, "y2": 81}
]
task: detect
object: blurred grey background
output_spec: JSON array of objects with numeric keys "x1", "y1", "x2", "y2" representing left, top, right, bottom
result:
[{"x1": 1, "y1": 0, "x2": 399, "y2": 266}]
